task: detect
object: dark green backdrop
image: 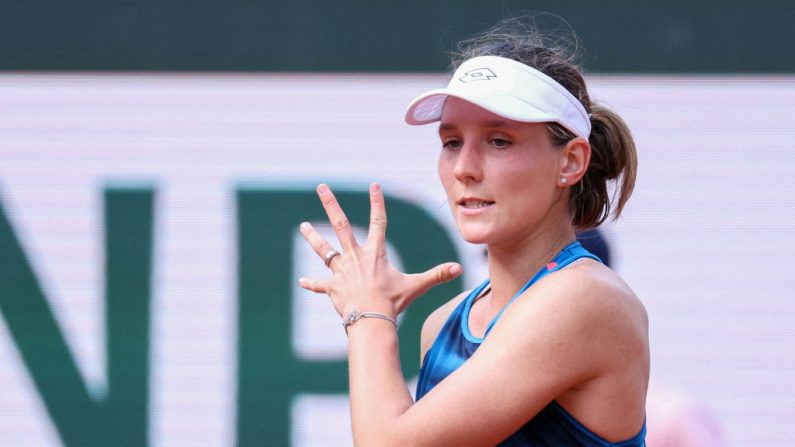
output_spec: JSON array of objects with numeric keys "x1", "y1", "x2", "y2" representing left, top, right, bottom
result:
[{"x1": 1, "y1": 0, "x2": 793, "y2": 73}]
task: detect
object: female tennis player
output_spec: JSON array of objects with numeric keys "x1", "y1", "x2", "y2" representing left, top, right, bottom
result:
[{"x1": 298, "y1": 23, "x2": 649, "y2": 446}]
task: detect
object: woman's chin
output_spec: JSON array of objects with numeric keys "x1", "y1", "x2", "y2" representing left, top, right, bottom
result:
[{"x1": 457, "y1": 227, "x2": 493, "y2": 245}]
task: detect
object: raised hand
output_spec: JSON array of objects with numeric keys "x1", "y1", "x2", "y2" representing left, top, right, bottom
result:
[{"x1": 298, "y1": 183, "x2": 462, "y2": 321}]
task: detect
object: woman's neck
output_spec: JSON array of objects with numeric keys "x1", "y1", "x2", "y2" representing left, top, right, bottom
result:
[{"x1": 485, "y1": 222, "x2": 576, "y2": 310}]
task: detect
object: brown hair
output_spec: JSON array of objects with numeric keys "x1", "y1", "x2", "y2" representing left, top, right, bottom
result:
[{"x1": 452, "y1": 17, "x2": 637, "y2": 230}]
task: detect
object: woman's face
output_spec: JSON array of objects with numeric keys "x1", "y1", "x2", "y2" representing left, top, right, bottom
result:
[{"x1": 437, "y1": 97, "x2": 567, "y2": 247}]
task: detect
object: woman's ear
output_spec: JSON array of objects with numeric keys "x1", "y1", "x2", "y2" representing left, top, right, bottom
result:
[{"x1": 558, "y1": 138, "x2": 591, "y2": 186}]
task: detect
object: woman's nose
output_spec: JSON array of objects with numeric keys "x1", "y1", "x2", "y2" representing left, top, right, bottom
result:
[{"x1": 453, "y1": 142, "x2": 483, "y2": 183}]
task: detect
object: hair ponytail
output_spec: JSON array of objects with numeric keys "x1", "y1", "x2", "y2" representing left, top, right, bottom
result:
[{"x1": 571, "y1": 103, "x2": 637, "y2": 229}]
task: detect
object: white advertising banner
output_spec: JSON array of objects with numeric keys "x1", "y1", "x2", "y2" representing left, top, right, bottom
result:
[{"x1": 1, "y1": 73, "x2": 794, "y2": 446}]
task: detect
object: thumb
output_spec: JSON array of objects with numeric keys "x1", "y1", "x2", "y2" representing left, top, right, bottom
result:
[{"x1": 415, "y1": 262, "x2": 463, "y2": 292}]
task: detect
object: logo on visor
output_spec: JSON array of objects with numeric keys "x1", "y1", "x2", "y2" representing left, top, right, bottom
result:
[{"x1": 459, "y1": 67, "x2": 497, "y2": 83}]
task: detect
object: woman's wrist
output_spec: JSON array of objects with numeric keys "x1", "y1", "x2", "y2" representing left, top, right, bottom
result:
[
  {"x1": 342, "y1": 310, "x2": 397, "y2": 335},
  {"x1": 342, "y1": 301, "x2": 397, "y2": 321}
]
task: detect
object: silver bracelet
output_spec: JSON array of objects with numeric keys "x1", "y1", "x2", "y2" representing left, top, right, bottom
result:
[{"x1": 342, "y1": 310, "x2": 396, "y2": 335}]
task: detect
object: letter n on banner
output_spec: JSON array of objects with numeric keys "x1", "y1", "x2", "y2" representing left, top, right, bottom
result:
[{"x1": 0, "y1": 186, "x2": 153, "y2": 447}]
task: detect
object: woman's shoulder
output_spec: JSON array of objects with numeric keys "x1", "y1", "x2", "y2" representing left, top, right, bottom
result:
[
  {"x1": 548, "y1": 259, "x2": 645, "y2": 321},
  {"x1": 509, "y1": 259, "x2": 648, "y2": 356},
  {"x1": 483, "y1": 260, "x2": 648, "y2": 406},
  {"x1": 419, "y1": 290, "x2": 470, "y2": 364}
]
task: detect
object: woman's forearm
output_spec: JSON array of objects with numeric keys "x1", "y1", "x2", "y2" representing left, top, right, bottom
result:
[{"x1": 348, "y1": 318, "x2": 415, "y2": 446}]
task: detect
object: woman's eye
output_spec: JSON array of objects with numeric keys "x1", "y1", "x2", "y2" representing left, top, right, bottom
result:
[
  {"x1": 491, "y1": 138, "x2": 510, "y2": 148},
  {"x1": 442, "y1": 139, "x2": 462, "y2": 150}
]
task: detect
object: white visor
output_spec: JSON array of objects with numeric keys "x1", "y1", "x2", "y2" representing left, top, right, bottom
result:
[{"x1": 405, "y1": 55, "x2": 591, "y2": 139}]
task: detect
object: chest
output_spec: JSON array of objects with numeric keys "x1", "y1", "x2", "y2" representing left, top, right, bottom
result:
[{"x1": 467, "y1": 294, "x2": 502, "y2": 339}]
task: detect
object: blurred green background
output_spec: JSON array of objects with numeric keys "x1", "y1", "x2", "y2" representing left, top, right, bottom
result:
[{"x1": 1, "y1": 0, "x2": 793, "y2": 73}]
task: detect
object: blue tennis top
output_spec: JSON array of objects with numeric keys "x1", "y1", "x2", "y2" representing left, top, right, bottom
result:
[{"x1": 415, "y1": 241, "x2": 646, "y2": 446}]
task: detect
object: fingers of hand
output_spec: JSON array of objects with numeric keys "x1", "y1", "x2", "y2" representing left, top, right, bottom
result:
[
  {"x1": 417, "y1": 262, "x2": 463, "y2": 291},
  {"x1": 317, "y1": 184, "x2": 358, "y2": 250},
  {"x1": 298, "y1": 277, "x2": 331, "y2": 294},
  {"x1": 367, "y1": 182, "x2": 387, "y2": 247},
  {"x1": 299, "y1": 222, "x2": 341, "y2": 269}
]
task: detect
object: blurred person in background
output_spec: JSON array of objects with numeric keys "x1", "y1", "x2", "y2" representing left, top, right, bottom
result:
[{"x1": 297, "y1": 18, "x2": 649, "y2": 446}]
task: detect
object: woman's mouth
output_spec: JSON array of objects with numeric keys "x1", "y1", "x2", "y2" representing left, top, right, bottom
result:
[
  {"x1": 461, "y1": 199, "x2": 494, "y2": 209},
  {"x1": 458, "y1": 198, "x2": 495, "y2": 214}
]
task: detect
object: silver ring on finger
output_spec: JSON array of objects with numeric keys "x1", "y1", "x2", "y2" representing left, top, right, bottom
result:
[{"x1": 324, "y1": 249, "x2": 341, "y2": 268}]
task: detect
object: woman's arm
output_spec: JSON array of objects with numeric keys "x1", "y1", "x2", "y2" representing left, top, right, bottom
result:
[
  {"x1": 346, "y1": 268, "x2": 644, "y2": 446},
  {"x1": 299, "y1": 184, "x2": 646, "y2": 446}
]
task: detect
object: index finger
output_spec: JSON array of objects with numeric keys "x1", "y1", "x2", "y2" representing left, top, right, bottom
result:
[
  {"x1": 367, "y1": 182, "x2": 387, "y2": 247},
  {"x1": 317, "y1": 183, "x2": 358, "y2": 250}
]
